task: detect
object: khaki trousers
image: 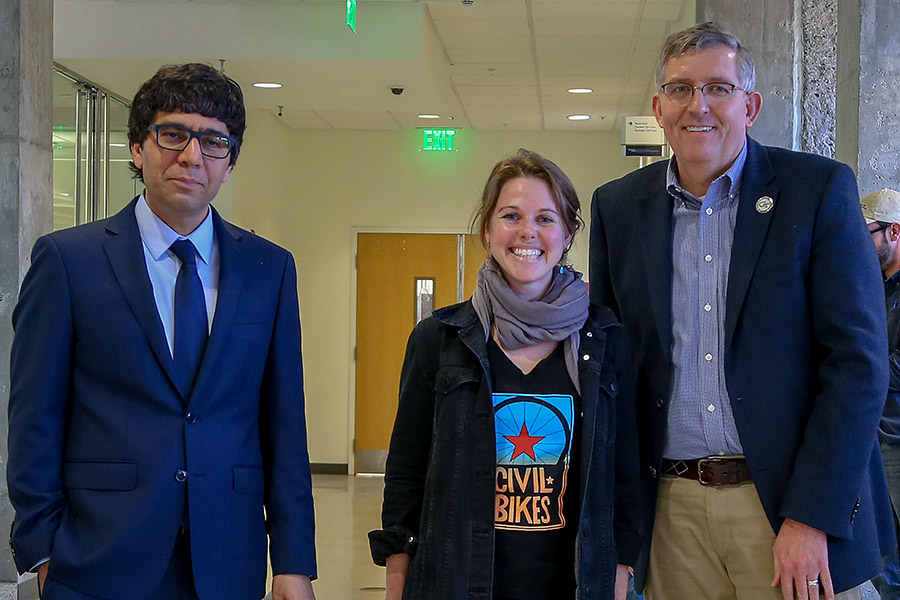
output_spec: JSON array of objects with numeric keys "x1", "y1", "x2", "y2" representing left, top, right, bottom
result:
[{"x1": 645, "y1": 475, "x2": 862, "y2": 600}]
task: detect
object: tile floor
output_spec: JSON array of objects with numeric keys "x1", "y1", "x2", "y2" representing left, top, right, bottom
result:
[{"x1": 264, "y1": 474, "x2": 388, "y2": 600}]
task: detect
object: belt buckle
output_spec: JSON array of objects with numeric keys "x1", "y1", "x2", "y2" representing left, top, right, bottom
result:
[{"x1": 697, "y1": 457, "x2": 727, "y2": 486}]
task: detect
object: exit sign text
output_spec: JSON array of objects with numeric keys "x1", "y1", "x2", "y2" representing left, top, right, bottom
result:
[{"x1": 422, "y1": 129, "x2": 457, "y2": 151}]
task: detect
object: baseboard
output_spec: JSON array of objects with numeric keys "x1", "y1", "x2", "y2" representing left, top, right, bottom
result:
[{"x1": 310, "y1": 463, "x2": 348, "y2": 475}]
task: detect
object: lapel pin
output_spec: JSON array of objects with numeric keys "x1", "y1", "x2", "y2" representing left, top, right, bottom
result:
[{"x1": 755, "y1": 196, "x2": 774, "y2": 214}]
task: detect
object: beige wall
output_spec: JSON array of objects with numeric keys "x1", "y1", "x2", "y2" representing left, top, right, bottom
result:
[{"x1": 233, "y1": 109, "x2": 641, "y2": 466}]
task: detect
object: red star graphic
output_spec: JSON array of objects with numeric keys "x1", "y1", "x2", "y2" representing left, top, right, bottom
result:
[{"x1": 503, "y1": 423, "x2": 545, "y2": 461}]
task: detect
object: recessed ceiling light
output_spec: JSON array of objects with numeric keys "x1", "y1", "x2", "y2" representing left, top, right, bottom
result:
[
  {"x1": 567, "y1": 114, "x2": 591, "y2": 121},
  {"x1": 253, "y1": 82, "x2": 283, "y2": 89},
  {"x1": 109, "y1": 143, "x2": 127, "y2": 147},
  {"x1": 567, "y1": 88, "x2": 593, "y2": 94},
  {"x1": 417, "y1": 114, "x2": 440, "y2": 119}
]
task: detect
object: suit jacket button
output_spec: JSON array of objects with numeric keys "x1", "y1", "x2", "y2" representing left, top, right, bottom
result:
[
  {"x1": 175, "y1": 470, "x2": 188, "y2": 482},
  {"x1": 185, "y1": 412, "x2": 197, "y2": 424},
  {"x1": 649, "y1": 466, "x2": 658, "y2": 478},
  {"x1": 656, "y1": 396, "x2": 665, "y2": 408}
]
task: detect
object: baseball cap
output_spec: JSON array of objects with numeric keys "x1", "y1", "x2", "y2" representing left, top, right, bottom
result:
[{"x1": 861, "y1": 188, "x2": 900, "y2": 224}]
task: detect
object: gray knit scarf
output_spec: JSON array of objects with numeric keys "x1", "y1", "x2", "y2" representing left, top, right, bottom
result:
[{"x1": 471, "y1": 256, "x2": 589, "y2": 393}]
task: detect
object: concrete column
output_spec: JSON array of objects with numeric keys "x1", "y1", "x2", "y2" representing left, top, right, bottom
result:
[
  {"x1": 695, "y1": 0, "x2": 839, "y2": 157},
  {"x1": 0, "y1": 0, "x2": 54, "y2": 597},
  {"x1": 836, "y1": 0, "x2": 900, "y2": 194},
  {"x1": 800, "y1": 0, "x2": 837, "y2": 158},
  {"x1": 695, "y1": 0, "x2": 801, "y2": 150}
]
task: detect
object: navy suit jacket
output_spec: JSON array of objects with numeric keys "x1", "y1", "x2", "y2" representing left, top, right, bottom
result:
[
  {"x1": 589, "y1": 138, "x2": 894, "y2": 592},
  {"x1": 7, "y1": 199, "x2": 316, "y2": 599}
]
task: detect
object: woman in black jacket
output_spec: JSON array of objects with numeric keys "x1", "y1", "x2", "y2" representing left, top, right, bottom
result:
[{"x1": 369, "y1": 149, "x2": 641, "y2": 600}]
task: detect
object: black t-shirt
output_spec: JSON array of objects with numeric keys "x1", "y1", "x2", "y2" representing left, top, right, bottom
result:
[{"x1": 488, "y1": 338, "x2": 581, "y2": 600}]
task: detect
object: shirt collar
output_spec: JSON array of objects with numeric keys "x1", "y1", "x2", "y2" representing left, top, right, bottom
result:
[
  {"x1": 134, "y1": 193, "x2": 214, "y2": 265},
  {"x1": 666, "y1": 139, "x2": 748, "y2": 205}
]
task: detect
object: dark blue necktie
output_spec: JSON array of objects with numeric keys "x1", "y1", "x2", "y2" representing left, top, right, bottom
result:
[{"x1": 170, "y1": 239, "x2": 208, "y2": 396}]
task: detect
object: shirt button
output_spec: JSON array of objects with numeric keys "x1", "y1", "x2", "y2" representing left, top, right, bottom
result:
[
  {"x1": 705, "y1": 207, "x2": 713, "y2": 215},
  {"x1": 582, "y1": 354, "x2": 590, "y2": 361},
  {"x1": 175, "y1": 470, "x2": 188, "y2": 482},
  {"x1": 704, "y1": 303, "x2": 712, "y2": 312},
  {"x1": 705, "y1": 353, "x2": 713, "y2": 361},
  {"x1": 707, "y1": 404, "x2": 716, "y2": 412},
  {"x1": 705, "y1": 254, "x2": 713, "y2": 262}
]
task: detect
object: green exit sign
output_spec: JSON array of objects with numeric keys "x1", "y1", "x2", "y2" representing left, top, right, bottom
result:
[
  {"x1": 422, "y1": 129, "x2": 457, "y2": 151},
  {"x1": 347, "y1": 0, "x2": 357, "y2": 33}
]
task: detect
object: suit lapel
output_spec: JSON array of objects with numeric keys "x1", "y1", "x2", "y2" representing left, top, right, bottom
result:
[
  {"x1": 103, "y1": 198, "x2": 182, "y2": 394},
  {"x1": 640, "y1": 177, "x2": 675, "y2": 355},
  {"x1": 725, "y1": 139, "x2": 778, "y2": 348},
  {"x1": 189, "y1": 210, "x2": 247, "y2": 404}
]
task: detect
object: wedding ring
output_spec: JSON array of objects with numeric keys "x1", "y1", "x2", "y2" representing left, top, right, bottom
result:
[{"x1": 807, "y1": 579, "x2": 819, "y2": 586}]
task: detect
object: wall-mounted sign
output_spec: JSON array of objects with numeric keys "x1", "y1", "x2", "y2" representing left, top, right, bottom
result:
[
  {"x1": 622, "y1": 116, "x2": 667, "y2": 157},
  {"x1": 422, "y1": 128, "x2": 457, "y2": 151},
  {"x1": 347, "y1": 0, "x2": 357, "y2": 33}
]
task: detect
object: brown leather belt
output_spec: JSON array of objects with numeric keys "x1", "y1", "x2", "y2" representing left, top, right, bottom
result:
[{"x1": 661, "y1": 456, "x2": 752, "y2": 486}]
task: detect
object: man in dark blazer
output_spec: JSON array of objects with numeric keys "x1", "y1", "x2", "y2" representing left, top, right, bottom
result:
[
  {"x1": 7, "y1": 64, "x2": 317, "y2": 600},
  {"x1": 590, "y1": 23, "x2": 893, "y2": 600}
]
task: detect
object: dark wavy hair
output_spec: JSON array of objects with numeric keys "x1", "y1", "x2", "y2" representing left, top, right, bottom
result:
[
  {"x1": 472, "y1": 148, "x2": 583, "y2": 260},
  {"x1": 128, "y1": 63, "x2": 246, "y2": 180}
]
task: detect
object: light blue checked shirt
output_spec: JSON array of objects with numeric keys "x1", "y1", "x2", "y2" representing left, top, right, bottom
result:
[{"x1": 663, "y1": 142, "x2": 747, "y2": 459}]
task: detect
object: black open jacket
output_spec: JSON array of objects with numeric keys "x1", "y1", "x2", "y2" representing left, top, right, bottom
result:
[{"x1": 369, "y1": 300, "x2": 643, "y2": 600}]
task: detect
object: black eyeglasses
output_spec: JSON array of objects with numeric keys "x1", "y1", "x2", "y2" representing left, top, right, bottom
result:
[
  {"x1": 659, "y1": 81, "x2": 748, "y2": 105},
  {"x1": 147, "y1": 124, "x2": 235, "y2": 159},
  {"x1": 870, "y1": 222, "x2": 892, "y2": 235}
]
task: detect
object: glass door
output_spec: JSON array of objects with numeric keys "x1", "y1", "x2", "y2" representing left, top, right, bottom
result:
[{"x1": 52, "y1": 66, "x2": 136, "y2": 230}]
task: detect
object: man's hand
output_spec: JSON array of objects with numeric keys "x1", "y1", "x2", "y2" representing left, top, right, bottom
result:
[
  {"x1": 771, "y1": 518, "x2": 833, "y2": 600},
  {"x1": 37, "y1": 562, "x2": 49, "y2": 596},
  {"x1": 614, "y1": 564, "x2": 630, "y2": 600},
  {"x1": 272, "y1": 574, "x2": 315, "y2": 600}
]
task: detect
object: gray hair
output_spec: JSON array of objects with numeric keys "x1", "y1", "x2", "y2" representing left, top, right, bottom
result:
[{"x1": 655, "y1": 22, "x2": 756, "y2": 92}]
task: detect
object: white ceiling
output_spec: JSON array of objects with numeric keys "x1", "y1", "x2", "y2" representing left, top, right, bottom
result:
[{"x1": 55, "y1": 0, "x2": 694, "y2": 131}]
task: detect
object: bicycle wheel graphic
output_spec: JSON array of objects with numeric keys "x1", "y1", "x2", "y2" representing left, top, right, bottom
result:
[{"x1": 494, "y1": 395, "x2": 572, "y2": 466}]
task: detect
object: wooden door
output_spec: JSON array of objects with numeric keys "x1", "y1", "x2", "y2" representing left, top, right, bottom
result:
[
  {"x1": 355, "y1": 233, "x2": 459, "y2": 473},
  {"x1": 464, "y1": 234, "x2": 486, "y2": 298}
]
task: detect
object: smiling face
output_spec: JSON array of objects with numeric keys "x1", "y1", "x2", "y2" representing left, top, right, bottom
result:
[
  {"x1": 652, "y1": 45, "x2": 762, "y2": 195},
  {"x1": 131, "y1": 110, "x2": 233, "y2": 235},
  {"x1": 484, "y1": 177, "x2": 572, "y2": 300}
]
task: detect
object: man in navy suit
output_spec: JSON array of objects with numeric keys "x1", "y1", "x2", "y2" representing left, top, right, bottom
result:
[
  {"x1": 7, "y1": 63, "x2": 317, "y2": 600},
  {"x1": 590, "y1": 23, "x2": 893, "y2": 600}
]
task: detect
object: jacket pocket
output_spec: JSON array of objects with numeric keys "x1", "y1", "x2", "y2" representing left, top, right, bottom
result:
[
  {"x1": 598, "y1": 375, "x2": 620, "y2": 445},
  {"x1": 63, "y1": 460, "x2": 137, "y2": 491},
  {"x1": 750, "y1": 256, "x2": 805, "y2": 293},
  {"x1": 433, "y1": 366, "x2": 481, "y2": 440},
  {"x1": 233, "y1": 465, "x2": 264, "y2": 495},
  {"x1": 434, "y1": 366, "x2": 480, "y2": 394}
]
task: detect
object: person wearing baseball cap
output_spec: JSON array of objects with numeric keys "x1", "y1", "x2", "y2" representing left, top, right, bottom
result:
[{"x1": 863, "y1": 187, "x2": 900, "y2": 600}]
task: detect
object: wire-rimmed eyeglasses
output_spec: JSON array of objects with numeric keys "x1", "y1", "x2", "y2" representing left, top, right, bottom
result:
[
  {"x1": 659, "y1": 81, "x2": 748, "y2": 105},
  {"x1": 147, "y1": 124, "x2": 235, "y2": 159}
]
